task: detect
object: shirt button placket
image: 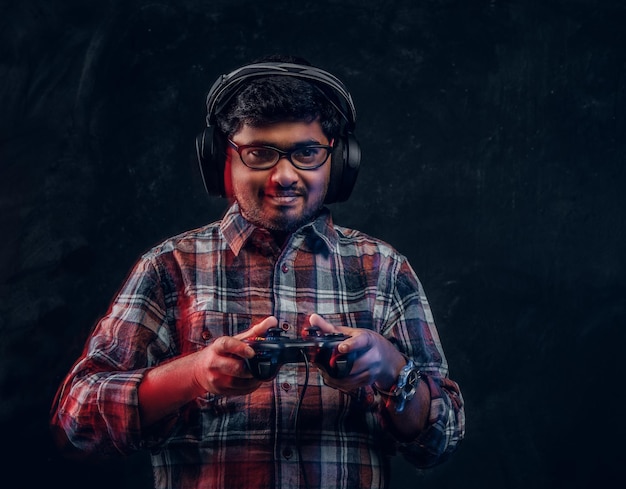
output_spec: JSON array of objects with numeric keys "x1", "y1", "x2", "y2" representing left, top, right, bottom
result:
[
  {"x1": 274, "y1": 257, "x2": 295, "y2": 320},
  {"x1": 276, "y1": 366, "x2": 299, "y2": 486},
  {"x1": 274, "y1": 254, "x2": 300, "y2": 487}
]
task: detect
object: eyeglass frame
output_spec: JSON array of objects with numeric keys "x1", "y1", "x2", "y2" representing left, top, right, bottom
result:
[{"x1": 227, "y1": 138, "x2": 334, "y2": 170}]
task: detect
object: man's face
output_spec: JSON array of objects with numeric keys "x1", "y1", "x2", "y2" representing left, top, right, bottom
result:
[{"x1": 227, "y1": 120, "x2": 332, "y2": 233}]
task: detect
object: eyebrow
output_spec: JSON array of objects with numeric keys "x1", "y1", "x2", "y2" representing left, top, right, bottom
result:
[{"x1": 239, "y1": 139, "x2": 328, "y2": 149}]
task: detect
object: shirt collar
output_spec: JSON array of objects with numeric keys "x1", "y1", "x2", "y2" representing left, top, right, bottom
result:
[{"x1": 220, "y1": 202, "x2": 338, "y2": 256}]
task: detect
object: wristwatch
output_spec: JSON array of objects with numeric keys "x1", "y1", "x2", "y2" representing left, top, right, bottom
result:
[{"x1": 374, "y1": 359, "x2": 422, "y2": 413}]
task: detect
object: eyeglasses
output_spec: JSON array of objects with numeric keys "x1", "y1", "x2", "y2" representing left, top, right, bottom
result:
[{"x1": 227, "y1": 139, "x2": 334, "y2": 170}]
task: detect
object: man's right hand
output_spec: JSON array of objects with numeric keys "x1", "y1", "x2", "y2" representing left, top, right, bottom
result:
[{"x1": 191, "y1": 316, "x2": 279, "y2": 396}]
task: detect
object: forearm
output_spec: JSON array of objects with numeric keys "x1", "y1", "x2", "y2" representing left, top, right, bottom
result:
[
  {"x1": 372, "y1": 349, "x2": 430, "y2": 440},
  {"x1": 138, "y1": 350, "x2": 207, "y2": 428},
  {"x1": 378, "y1": 378, "x2": 430, "y2": 440},
  {"x1": 373, "y1": 348, "x2": 464, "y2": 462},
  {"x1": 386, "y1": 373, "x2": 466, "y2": 467}
]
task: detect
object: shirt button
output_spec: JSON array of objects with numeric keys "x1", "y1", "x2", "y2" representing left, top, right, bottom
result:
[
  {"x1": 281, "y1": 264, "x2": 289, "y2": 273},
  {"x1": 282, "y1": 447, "x2": 293, "y2": 459},
  {"x1": 281, "y1": 382, "x2": 291, "y2": 392},
  {"x1": 281, "y1": 322, "x2": 290, "y2": 331},
  {"x1": 201, "y1": 330, "x2": 213, "y2": 341}
]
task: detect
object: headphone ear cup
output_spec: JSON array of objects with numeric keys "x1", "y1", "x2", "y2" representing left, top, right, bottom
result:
[
  {"x1": 325, "y1": 133, "x2": 361, "y2": 204},
  {"x1": 196, "y1": 126, "x2": 227, "y2": 197},
  {"x1": 345, "y1": 132, "x2": 361, "y2": 172}
]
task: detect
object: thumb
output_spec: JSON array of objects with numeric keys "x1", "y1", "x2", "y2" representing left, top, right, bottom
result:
[{"x1": 308, "y1": 313, "x2": 352, "y2": 336}]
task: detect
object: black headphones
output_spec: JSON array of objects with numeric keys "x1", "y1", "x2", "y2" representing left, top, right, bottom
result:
[{"x1": 195, "y1": 62, "x2": 361, "y2": 204}]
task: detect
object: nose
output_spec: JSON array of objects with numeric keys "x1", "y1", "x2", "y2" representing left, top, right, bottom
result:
[{"x1": 270, "y1": 155, "x2": 299, "y2": 187}]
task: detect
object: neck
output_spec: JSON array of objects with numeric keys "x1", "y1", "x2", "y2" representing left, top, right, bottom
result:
[{"x1": 270, "y1": 230, "x2": 290, "y2": 248}]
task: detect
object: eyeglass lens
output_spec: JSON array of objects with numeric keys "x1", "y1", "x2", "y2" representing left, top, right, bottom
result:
[{"x1": 240, "y1": 146, "x2": 330, "y2": 169}]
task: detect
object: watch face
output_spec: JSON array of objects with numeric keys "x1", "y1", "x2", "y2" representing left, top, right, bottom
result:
[{"x1": 401, "y1": 369, "x2": 420, "y2": 399}]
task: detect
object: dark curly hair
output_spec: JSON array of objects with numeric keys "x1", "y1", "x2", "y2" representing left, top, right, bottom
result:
[{"x1": 214, "y1": 55, "x2": 343, "y2": 140}]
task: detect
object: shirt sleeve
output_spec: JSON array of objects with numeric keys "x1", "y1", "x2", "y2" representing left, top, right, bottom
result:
[
  {"x1": 379, "y1": 256, "x2": 466, "y2": 468},
  {"x1": 50, "y1": 255, "x2": 173, "y2": 457}
]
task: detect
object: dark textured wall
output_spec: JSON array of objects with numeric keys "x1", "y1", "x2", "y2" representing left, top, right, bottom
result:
[{"x1": 1, "y1": 0, "x2": 625, "y2": 487}]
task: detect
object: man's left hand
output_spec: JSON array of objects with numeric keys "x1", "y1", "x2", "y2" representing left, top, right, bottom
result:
[{"x1": 307, "y1": 313, "x2": 406, "y2": 393}]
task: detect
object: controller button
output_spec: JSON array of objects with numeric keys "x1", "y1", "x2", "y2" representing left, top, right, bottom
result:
[{"x1": 306, "y1": 326, "x2": 322, "y2": 337}]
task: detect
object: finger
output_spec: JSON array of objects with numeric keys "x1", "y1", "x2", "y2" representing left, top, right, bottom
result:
[
  {"x1": 214, "y1": 375, "x2": 263, "y2": 395},
  {"x1": 228, "y1": 379, "x2": 264, "y2": 396},
  {"x1": 337, "y1": 330, "x2": 373, "y2": 354},
  {"x1": 308, "y1": 313, "x2": 345, "y2": 334},
  {"x1": 319, "y1": 368, "x2": 371, "y2": 392},
  {"x1": 235, "y1": 316, "x2": 279, "y2": 341},
  {"x1": 230, "y1": 378, "x2": 263, "y2": 392},
  {"x1": 308, "y1": 314, "x2": 359, "y2": 355},
  {"x1": 213, "y1": 335, "x2": 255, "y2": 359}
]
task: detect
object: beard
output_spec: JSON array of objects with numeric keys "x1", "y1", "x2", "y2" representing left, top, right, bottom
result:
[
  {"x1": 235, "y1": 185, "x2": 327, "y2": 233},
  {"x1": 238, "y1": 197, "x2": 324, "y2": 233}
]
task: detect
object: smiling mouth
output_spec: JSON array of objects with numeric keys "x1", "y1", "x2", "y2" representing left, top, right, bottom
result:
[
  {"x1": 267, "y1": 194, "x2": 300, "y2": 205},
  {"x1": 265, "y1": 189, "x2": 303, "y2": 205}
]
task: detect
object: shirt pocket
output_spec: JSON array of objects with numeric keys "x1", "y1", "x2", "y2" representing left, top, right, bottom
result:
[{"x1": 184, "y1": 310, "x2": 254, "y2": 354}]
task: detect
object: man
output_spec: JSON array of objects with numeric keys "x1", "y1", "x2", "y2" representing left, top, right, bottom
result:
[{"x1": 51, "y1": 55, "x2": 465, "y2": 489}]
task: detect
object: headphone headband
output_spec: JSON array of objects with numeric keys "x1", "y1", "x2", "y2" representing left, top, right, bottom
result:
[{"x1": 205, "y1": 62, "x2": 357, "y2": 128}]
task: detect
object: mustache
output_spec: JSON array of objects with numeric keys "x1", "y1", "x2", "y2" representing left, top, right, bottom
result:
[{"x1": 263, "y1": 186, "x2": 305, "y2": 197}]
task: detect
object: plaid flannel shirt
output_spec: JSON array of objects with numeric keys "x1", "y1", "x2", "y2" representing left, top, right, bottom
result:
[{"x1": 52, "y1": 203, "x2": 464, "y2": 489}]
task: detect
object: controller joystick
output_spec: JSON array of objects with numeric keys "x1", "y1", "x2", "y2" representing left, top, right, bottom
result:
[{"x1": 244, "y1": 326, "x2": 356, "y2": 381}]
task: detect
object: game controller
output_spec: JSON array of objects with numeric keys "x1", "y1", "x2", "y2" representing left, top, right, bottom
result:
[{"x1": 244, "y1": 326, "x2": 356, "y2": 381}]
